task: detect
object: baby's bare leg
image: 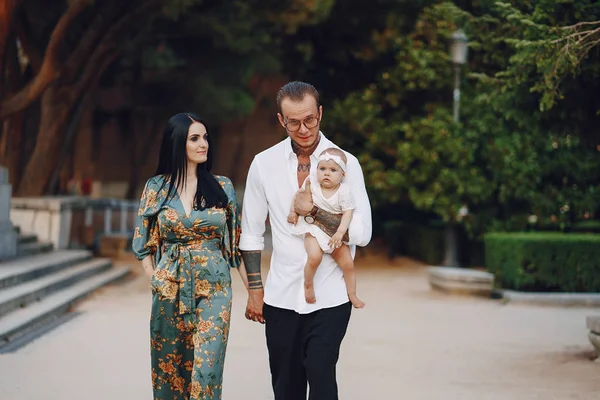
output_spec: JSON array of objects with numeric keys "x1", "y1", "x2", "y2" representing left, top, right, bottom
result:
[
  {"x1": 304, "y1": 234, "x2": 323, "y2": 304},
  {"x1": 331, "y1": 244, "x2": 365, "y2": 308}
]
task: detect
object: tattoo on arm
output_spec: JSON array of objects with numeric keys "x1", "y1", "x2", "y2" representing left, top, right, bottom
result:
[
  {"x1": 313, "y1": 209, "x2": 350, "y2": 242},
  {"x1": 241, "y1": 250, "x2": 263, "y2": 290}
]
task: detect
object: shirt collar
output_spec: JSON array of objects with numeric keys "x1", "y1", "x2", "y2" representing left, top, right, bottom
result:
[{"x1": 285, "y1": 132, "x2": 331, "y2": 160}]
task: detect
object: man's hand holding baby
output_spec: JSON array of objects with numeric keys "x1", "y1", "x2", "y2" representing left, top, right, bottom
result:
[{"x1": 294, "y1": 178, "x2": 315, "y2": 216}]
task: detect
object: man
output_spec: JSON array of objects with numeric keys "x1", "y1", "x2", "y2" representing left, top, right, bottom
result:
[{"x1": 239, "y1": 81, "x2": 372, "y2": 400}]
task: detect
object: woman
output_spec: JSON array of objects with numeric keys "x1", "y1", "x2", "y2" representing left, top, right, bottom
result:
[{"x1": 132, "y1": 112, "x2": 249, "y2": 400}]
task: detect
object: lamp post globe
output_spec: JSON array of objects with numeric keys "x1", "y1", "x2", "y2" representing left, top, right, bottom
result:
[{"x1": 450, "y1": 29, "x2": 468, "y2": 65}]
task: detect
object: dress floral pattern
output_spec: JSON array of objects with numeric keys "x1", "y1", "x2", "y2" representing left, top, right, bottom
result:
[{"x1": 132, "y1": 174, "x2": 241, "y2": 400}]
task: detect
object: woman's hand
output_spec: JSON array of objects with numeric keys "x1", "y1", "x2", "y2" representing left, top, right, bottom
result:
[
  {"x1": 246, "y1": 289, "x2": 265, "y2": 324},
  {"x1": 141, "y1": 256, "x2": 155, "y2": 278},
  {"x1": 237, "y1": 260, "x2": 265, "y2": 324}
]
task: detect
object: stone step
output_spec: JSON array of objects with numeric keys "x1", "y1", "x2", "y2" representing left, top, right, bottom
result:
[
  {"x1": 0, "y1": 250, "x2": 93, "y2": 289},
  {"x1": 0, "y1": 267, "x2": 130, "y2": 345},
  {"x1": 0, "y1": 259, "x2": 113, "y2": 318},
  {"x1": 17, "y1": 241, "x2": 53, "y2": 257},
  {"x1": 17, "y1": 234, "x2": 37, "y2": 245}
]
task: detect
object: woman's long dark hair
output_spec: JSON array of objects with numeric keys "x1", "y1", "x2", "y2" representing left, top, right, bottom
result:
[{"x1": 154, "y1": 112, "x2": 228, "y2": 211}]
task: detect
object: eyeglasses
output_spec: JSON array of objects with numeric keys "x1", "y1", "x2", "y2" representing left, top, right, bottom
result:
[{"x1": 284, "y1": 115, "x2": 320, "y2": 132}]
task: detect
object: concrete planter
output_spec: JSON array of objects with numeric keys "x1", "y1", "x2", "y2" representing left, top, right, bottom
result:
[
  {"x1": 587, "y1": 316, "x2": 600, "y2": 360},
  {"x1": 427, "y1": 266, "x2": 494, "y2": 297}
]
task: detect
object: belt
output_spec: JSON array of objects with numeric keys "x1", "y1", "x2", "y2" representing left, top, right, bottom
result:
[{"x1": 161, "y1": 241, "x2": 221, "y2": 319}]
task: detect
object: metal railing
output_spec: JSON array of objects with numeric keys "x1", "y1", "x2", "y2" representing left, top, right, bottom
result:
[{"x1": 10, "y1": 197, "x2": 139, "y2": 250}]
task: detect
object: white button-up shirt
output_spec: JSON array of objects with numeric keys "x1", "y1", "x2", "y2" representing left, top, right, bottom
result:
[{"x1": 240, "y1": 133, "x2": 372, "y2": 314}]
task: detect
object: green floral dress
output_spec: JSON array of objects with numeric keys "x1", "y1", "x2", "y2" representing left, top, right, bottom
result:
[{"x1": 132, "y1": 174, "x2": 241, "y2": 400}]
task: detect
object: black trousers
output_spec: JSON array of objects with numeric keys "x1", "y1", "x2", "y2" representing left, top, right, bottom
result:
[{"x1": 263, "y1": 302, "x2": 352, "y2": 400}]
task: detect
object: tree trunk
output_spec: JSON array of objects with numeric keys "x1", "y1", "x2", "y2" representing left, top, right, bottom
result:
[
  {"x1": 0, "y1": 0, "x2": 20, "y2": 97},
  {"x1": 125, "y1": 111, "x2": 162, "y2": 199},
  {"x1": 442, "y1": 221, "x2": 460, "y2": 267},
  {"x1": 116, "y1": 109, "x2": 135, "y2": 199},
  {"x1": 0, "y1": 0, "x2": 88, "y2": 119},
  {"x1": 0, "y1": 26, "x2": 25, "y2": 185},
  {"x1": 12, "y1": 0, "x2": 162, "y2": 195},
  {"x1": 16, "y1": 28, "x2": 123, "y2": 197},
  {"x1": 229, "y1": 76, "x2": 270, "y2": 183},
  {"x1": 126, "y1": 161, "x2": 140, "y2": 200},
  {"x1": 46, "y1": 91, "x2": 89, "y2": 194},
  {"x1": 15, "y1": 85, "x2": 71, "y2": 196},
  {"x1": 125, "y1": 47, "x2": 145, "y2": 200},
  {"x1": 0, "y1": 113, "x2": 23, "y2": 184}
]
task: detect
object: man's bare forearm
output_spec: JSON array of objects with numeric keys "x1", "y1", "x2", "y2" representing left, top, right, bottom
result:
[
  {"x1": 313, "y1": 208, "x2": 350, "y2": 242},
  {"x1": 241, "y1": 250, "x2": 263, "y2": 290}
]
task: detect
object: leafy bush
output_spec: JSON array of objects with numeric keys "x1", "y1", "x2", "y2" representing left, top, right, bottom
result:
[
  {"x1": 572, "y1": 220, "x2": 600, "y2": 233},
  {"x1": 485, "y1": 232, "x2": 600, "y2": 292}
]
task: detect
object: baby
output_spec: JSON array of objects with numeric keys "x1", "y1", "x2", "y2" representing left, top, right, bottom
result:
[{"x1": 288, "y1": 148, "x2": 365, "y2": 309}]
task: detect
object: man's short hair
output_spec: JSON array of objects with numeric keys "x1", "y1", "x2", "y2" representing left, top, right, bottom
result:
[{"x1": 276, "y1": 81, "x2": 320, "y2": 114}]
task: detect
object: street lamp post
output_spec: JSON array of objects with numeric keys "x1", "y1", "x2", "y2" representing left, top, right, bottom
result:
[
  {"x1": 442, "y1": 29, "x2": 468, "y2": 268},
  {"x1": 450, "y1": 30, "x2": 468, "y2": 122}
]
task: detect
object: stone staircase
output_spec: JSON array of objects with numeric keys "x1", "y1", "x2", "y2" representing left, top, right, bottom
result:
[
  {"x1": 16, "y1": 230, "x2": 53, "y2": 257},
  {"x1": 0, "y1": 228, "x2": 130, "y2": 350}
]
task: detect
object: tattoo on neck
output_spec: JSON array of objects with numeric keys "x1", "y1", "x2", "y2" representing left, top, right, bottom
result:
[
  {"x1": 298, "y1": 162, "x2": 311, "y2": 172},
  {"x1": 291, "y1": 134, "x2": 320, "y2": 157},
  {"x1": 241, "y1": 250, "x2": 263, "y2": 289}
]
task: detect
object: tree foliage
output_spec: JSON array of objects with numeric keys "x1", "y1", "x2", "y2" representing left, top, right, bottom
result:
[
  {"x1": 464, "y1": 0, "x2": 600, "y2": 230},
  {"x1": 320, "y1": 0, "x2": 600, "y2": 235},
  {"x1": 140, "y1": 0, "x2": 335, "y2": 122},
  {"x1": 0, "y1": 0, "x2": 335, "y2": 194}
]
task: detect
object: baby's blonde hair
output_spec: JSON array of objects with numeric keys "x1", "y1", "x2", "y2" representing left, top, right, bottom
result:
[{"x1": 319, "y1": 147, "x2": 347, "y2": 164}]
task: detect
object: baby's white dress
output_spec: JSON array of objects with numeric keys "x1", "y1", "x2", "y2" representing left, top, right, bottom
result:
[{"x1": 293, "y1": 176, "x2": 356, "y2": 253}]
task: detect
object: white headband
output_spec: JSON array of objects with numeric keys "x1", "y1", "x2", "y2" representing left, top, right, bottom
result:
[{"x1": 318, "y1": 153, "x2": 346, "y2": 172}]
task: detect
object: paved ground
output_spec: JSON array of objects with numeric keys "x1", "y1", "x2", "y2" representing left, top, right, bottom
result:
[{"x1": 0, "y1": 255, "x2": 598, "y2": 400}]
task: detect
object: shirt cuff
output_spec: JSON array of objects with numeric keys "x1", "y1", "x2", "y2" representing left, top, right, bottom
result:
[
  {"x1": 347, "y1": 216, "x2": 365, "y2": 246},
  {"x1": 239, "y1": 234, "x2": 265, "y2": 252}
]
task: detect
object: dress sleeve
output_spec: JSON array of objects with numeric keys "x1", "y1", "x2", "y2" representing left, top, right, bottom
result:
[
  {"x1": 339, "y1": 183, "x2": 357, "y2": 211},
  {"x1": 221, "y1": 176, "x2": 242, "y2": 269},
  {"x1": 132, "y1": 177, "x2": 162, "y2": 261}
]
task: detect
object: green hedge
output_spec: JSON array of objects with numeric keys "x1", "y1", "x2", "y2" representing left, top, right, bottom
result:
[
  {"x1": 485, "y1": 232, "x2": 600, "y2": 292},
  {"x1": 572, "y1": 220, "x2": 600, "y2": 233}
]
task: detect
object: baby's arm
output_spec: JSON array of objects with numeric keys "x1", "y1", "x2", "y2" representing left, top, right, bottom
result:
[
  {"x1": 287, "y1": 192, "x2": 299, "y2": 225},
  {"x1": 329, "y1": 209, "x2": 353, "y2": 248},
  {"x1": 338, "y1": 209, "x2": 353, "y2": 234},
  {"x1": 328, "y1": 184, "x2": 355, "y2": 247}
]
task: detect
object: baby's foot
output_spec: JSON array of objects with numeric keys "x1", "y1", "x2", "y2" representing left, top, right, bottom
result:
[
  {"x1": 349, "y1": 294, "x2": 365, "y2": 309},
  {"x1": 305, "y1": 283, "x2": 316, "y2": 304}
]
